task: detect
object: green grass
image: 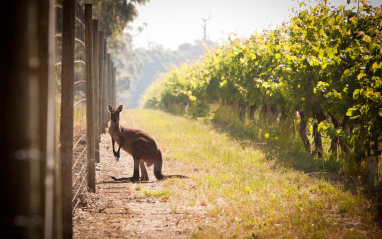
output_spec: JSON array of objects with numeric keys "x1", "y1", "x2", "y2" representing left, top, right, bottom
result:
[
  {"x1": 121, "y1": 109, "x2": 380, "y2": 238},
  {"x1": 142, "y1": 188, "x2": 169, "y2": 197}
]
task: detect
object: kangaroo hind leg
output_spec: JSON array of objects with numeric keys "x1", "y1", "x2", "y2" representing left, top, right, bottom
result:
[
  {"x1": 110, "y1": 156, "x2": 140, "y2": 182},
  {"x1": 153, "y1": 150, "x2": 165, "y2": 180},
  {"x1": 139, "y1": 160, "x2": 149, "y2": 181}
]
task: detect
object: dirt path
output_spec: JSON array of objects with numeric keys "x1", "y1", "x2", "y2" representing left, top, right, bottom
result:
[{"x1": 73, "y1": 132, "x2": 205, "y2": 238}]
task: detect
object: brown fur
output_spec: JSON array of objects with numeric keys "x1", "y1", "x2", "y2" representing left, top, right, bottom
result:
[{"x1": 108, "y1": 105, "x2": 186, "y2": 182}]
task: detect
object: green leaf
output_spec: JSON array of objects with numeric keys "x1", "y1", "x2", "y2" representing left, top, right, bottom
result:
[
  {"x1": 353, "y1": 89, "x2": 360, "y2": 99},
  {"x1": 346, "y1": 107, "x2": 355, "y2": 116},
  {"x1": 357, "y1": 72, "x2": 365, "y2": 81},
  {"x1": 363, "y1": 35, "x2": 372, "y2": 43}
]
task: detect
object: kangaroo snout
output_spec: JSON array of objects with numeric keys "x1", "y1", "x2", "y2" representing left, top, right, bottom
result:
[{"x1": 111, "y1": 114, "x2": 119, "y2": 122}]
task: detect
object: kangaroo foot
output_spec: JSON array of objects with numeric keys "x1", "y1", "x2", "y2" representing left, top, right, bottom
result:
[
  {"x1": 113, "y1": 152, "x2": 120, "y2": 161},
  {"x1": 110, "y1": 176, "x2": 140, "y2": 182}
]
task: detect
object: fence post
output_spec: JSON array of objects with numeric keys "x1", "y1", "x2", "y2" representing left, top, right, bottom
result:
[
  {"x1": 111, "y1": 62, "x2": 115, "y2": 106},
  {"x1": 108, "y1": 56, "x2": 113, "y2": 107},
  {"x1": 102, "y1": 50, "x2": 109, "y2": 129},
  {"x1": 85, "y1": 4, "x2": 95, "y2": 192},
  {"x1": 111, "y1": 65, "x2": 114, "y2": 106},
  {"x1": 98, "y1": 31, "x2": 105, "y2": 134},
  {"x1": 104, "y1": 52, "x2": 110, "y2": 129},
  {"x1": 39, "y1": 1, "x2": 57, "y2": 238},
  {"x1": 113, "y1": 66, "x2": 117, "y2": 106},
  {"x1": 60, "y1": 0, "x2": 76, "y2": 237},
  {"x1": 92, "y1": 20, "x2": 100, "y2": 163},
  {"x1": 1, "y1": 0, "x2": 56, "y2": 238}
]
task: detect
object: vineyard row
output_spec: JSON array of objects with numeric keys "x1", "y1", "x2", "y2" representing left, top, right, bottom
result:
[{"x1": 143, "y1": 0, "x2": 382, "y2": 175}]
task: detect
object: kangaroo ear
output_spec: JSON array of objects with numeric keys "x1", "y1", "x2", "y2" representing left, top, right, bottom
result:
[
  {"x1": 117, "y1": 105, "x2": 123, "y2": 112},
  {"x1": 108, "y1": 105, "x2": 114, "y2": 112}
]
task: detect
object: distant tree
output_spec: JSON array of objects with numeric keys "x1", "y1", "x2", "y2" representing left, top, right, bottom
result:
[
  {"x1": 109, "y1": 33, "x2": 143, "y2": 93},
  {"x1": 83, "y1": 0, "x2": 149, "y2": 102},
  {"x1": 86, "y1": 0, "x2": 150, "y2": 39},
  {"x1": 122, "y1": 40, "x2": 217, "y2": 108}
]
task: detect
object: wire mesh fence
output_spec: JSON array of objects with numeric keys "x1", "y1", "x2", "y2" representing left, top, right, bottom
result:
[
  {"x1": 52, "y1": 0, "x2": 120, "y2": 237},
  {"x1": 55, "y1": 0, "x2": 88, "y2": 212},
  {"x1": 3, "y1": 0, "x2": 117, "y2": 237}
]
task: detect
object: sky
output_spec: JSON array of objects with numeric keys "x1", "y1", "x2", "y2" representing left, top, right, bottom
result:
[{"x1": 128, "y1": 0, "x2": 381, "y2": 50}]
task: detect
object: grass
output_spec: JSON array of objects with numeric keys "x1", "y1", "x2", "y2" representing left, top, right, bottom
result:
[
  {"x1": 120, "y1": 109, "x2": 380, "y2": 238},
  {"x1": 142, "y1": 188, "x2": 169, "y2": 197}
]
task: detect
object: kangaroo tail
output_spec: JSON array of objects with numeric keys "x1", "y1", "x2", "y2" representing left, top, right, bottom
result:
[{"x1": 153, "y1": 150, "x2": 188, "y2": 180}]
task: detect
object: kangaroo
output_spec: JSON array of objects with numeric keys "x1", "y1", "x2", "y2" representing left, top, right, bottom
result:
[{"x1": 108, "y1": 105, "x2": 187, "y2": 182}]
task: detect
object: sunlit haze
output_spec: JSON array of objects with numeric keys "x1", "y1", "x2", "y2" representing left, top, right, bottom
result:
[{"x1": 129, "y1": 0, "x2": 381, "y2": 50}]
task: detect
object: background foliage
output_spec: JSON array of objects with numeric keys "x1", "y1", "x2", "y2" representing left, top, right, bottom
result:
[
  {"x1": 123, "y1": 40, "x2": 216, "y2": 108},
  {"x1": 85, "y1": 0, "x2": 150, "y2": 39},
  {"x1": 142, "y1": 0, "x2": 382, "y2": 178}
]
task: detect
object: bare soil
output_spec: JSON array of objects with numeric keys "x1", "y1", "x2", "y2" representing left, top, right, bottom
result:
[{"x1": 73, "y1": 132, "x2": 205, "y2": 239}]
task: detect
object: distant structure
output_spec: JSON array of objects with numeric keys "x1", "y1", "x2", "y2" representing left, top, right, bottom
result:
[
  {"x1": 202, "y1": 14, "x2": 211, "y2": 41},
  {"x1": 136, "y1": 22, "x2": 156, "y2": 50}
]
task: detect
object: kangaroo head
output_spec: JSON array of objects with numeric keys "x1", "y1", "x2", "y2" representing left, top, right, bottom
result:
[{"x1": 108, "y1": 105, "x2": 123, "y2": 123}]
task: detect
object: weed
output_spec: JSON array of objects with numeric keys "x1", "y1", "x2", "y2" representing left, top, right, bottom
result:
[
  {"x1": 134, "y1": 184, "x2": 142, "y2": 191},
  {"x1": 143, "y1": 189, "x2": 169, "y2": 197},
  {"x1": 170, "y1": 203, "x2": 178, "y2": 214}
]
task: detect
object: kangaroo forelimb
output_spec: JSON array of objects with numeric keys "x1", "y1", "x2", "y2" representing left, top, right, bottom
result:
[
  {"x1": 115, "y1": 138, "x2": 124, "y2": 159},
  {"x1": 116, "y1": 138, "x2": 124, "y2": 156},
  {"x1": 112, "y1": 137, "x2": 124, "y2": 161},
  {"x1": 112, "y1": 138, "x2": 116, "y2": 155},
  {"x1": 112, "y1": 138, "x2": 120, "y2": 161}
]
